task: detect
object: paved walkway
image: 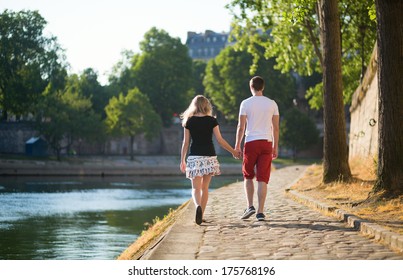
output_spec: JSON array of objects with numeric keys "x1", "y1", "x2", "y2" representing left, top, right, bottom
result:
[{"x1": 139, "y1": 165, "x2": 403, "y2": 260}]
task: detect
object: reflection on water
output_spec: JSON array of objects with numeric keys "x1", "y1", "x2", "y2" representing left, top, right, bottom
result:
[{"x1": 0, "y1": 175, "x2": 241, "y2": 260}]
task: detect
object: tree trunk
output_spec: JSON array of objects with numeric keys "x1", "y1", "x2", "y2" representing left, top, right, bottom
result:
[
  {"x1": 318, "y1": 0, "x2": 352, "y2": 183},
  {"x1": 374, "y1": 0, "x2": 403, "y2": 196},
  {"x1": 1, "y1": 109, "x2": 7, "y2": 121},
  {"x1": 130, "y1": 135, "x2": 134, "y2": 161},
  {"x1": 56, "y1": 148, "x2": 61, "y2": 161}
]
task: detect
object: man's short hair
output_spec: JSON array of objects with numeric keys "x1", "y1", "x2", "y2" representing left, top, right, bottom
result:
[{"x1": 250, "y1": 76, "x2": 265, "y2": 91}]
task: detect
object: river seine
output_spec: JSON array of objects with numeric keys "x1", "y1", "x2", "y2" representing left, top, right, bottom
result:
[{"x1": 0, "y1": 175, "x2": 241, "y2": 260}]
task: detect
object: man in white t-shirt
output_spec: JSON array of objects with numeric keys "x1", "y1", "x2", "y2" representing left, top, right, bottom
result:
[{"x1": 235, "y1": 76, "x2": 280, "y2": 221}]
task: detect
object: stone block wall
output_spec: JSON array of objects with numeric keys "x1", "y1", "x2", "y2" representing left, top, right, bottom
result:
[
  {"x1": 349, "y1": 45, "x2": 378, "y2": 160},
  {"x1": 0, "y1": 122, "x2": 38, "y2": 154}
]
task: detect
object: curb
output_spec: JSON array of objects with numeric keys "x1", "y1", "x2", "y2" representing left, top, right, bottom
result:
[{"x1": 286, "y1": 189, "x2": 403, "y2": 253}]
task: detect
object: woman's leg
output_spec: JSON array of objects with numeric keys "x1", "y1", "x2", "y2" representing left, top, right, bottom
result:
[
  {"x1": 191, "y1": 176, "x2": 204, "y2": 225},
  {"x1": 200, "y1": 174, "x2": 212, "y2": 216},
  {"x1": 191, "y1": 176, "x2": 202, "y2": 207}
]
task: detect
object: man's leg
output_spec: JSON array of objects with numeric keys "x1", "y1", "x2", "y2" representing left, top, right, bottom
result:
[
  {"x1": 255, "y1": 141, "x2": 272, "y2": 217},
  {"x1": 257, "y1": 181, "x2": 267, "y2": 214},
  {"x1": 242, "y1": 141, "x2": 258, "y2": 208},
  {"x1": 241, "y1": 141, "x2": 258, "y2": 219},
  {"x1": 244, "y1": 178, "x2": 254, "y2": 207},
  {"x1": 240, "y1": 178, "x2": 256, "y2": 219}
]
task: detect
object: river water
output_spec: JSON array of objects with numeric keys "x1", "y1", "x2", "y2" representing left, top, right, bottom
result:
[{"x1": 0, "y1": 175, "x2": 242, "y2": 260}]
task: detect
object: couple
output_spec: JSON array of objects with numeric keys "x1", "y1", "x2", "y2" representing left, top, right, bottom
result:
[{"x1": 180, "y1": 76, "x2": 280, "y2": 225}]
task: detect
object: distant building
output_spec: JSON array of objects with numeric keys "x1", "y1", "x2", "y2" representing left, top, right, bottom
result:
[{"x1": 186, "y1": 30, "x2": 231, "y2": 60}]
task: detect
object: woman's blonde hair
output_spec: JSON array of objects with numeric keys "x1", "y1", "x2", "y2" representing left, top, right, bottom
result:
[{"x1": 180, "y1": 95, "x2": 213, "y2": 127}]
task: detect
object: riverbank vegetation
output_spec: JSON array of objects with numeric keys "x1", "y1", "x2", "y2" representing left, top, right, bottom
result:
[{"x1": 118, "y1": 202, "x2": 189, "y2": 260}]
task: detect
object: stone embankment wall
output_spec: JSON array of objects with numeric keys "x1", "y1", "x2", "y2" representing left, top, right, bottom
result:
[
  {"x1": 104, "y1": 124, "x2": 239, "y2": 156},
  {"x1": 0, "y1": 122, "x2": 36, "y2": 154},
  {"x1": 349, "y1": 45, "x2": 378, "y2": 160},
  {"x1": 0, "y1": 122, "x2": 238, "y2": 156}
]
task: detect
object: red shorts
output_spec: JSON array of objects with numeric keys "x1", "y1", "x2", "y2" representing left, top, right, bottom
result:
[{"x1": 242, "y1": 140, "x2": 273, "y2": 184}]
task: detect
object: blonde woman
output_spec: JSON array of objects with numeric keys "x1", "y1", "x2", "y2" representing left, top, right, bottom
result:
[{"x1": 180, "y1": 95, "x2": 239, "y2": 225}]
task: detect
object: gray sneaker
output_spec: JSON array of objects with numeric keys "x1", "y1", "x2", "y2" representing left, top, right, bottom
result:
[{"x1": 240, "y1": 206, "x2": 256, "y2": 219}]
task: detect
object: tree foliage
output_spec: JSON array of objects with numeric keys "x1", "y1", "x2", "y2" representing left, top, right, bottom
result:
[
  {"x1": 34, "y1": 76, "x2": 104, "y2": 160},
  {"x1": 104, "y1": 88, "x2": 162, "y2": 160},
  {"x1": 280, "y1": 108, "x2": 319, "y2": 159},
  {"x1": 133, "y1": 27, "x2": 193, "y2": 126},
  {"x1": 227, "y1": 0, "x2": 376, "y2": 109},
  {"x1": 191, "y1": 60, "x2": 208, "y2": 95},
  {"x1": 204, "y1": 45, "x2": 296, "y2": 121},
  {"x1": 78, "y1": 68, "x2": 112, "y2": 118},
  {"x1": 0, "y1": 9, "x2": 66, "y2": 120},
  {"x1": 108, "y1": 28, "x2": 193, "y2": 127},
  {"x1": 62, "y1": 74, "x2": 106, "y2": 145},
  {"x1": 107, "y1": 50, "x2": 137, "y2": 98}
]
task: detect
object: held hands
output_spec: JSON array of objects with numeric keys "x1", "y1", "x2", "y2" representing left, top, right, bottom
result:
[{"x1": 232, "y1": 148, "x2": 242, "y2": 159}]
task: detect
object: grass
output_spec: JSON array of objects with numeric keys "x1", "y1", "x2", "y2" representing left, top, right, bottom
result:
[
  {"x1": 290, "y1": 157, "x2": 403, "y2": 235},
  {"x1": 117, "y1": 201, "x2": 189, "y2": 260}
]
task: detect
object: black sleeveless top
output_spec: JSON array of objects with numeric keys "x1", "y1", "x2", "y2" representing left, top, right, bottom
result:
[{"x1": 185, "y1": 116, "x2": 218, "y2": 156}]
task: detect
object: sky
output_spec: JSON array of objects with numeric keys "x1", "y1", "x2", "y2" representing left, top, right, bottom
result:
[{"x1": 1, "y1": 0, "x2": 233, "y2": 84}]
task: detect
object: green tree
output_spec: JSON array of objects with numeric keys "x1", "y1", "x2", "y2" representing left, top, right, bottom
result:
[
  {"x1": 204, "y1": 47, "x2": 251, "y2": 121},
  {"x1": 227, "y1": 0, "x2": 376, "y2": 109},
  {"x1": 280, "y1": 108, "x2": 319, "y2": 160},
  {"x1": 228, "y1": 0, "x2": 353, "y2": 183},
  {"x1": 107, "y1": 50, "x2": 137, "y2": 98},
  {"x1": 105, "y1": 88, "x2": 162, "y2": 160},
  {"x1": 318, "y1": 0, "x2": 352, "y2": 182},
  {"x1": 34, "y1": 87, "x2": 68, "y2": 160},
  {"x1": 132, "y1": 27, "x2": 193, "y2": 126},
  {"x1": 0, "y1": 9, "x2": 66, "y2": 120},
  {"x1": 191, "y1": 60, "x2": 208, "y2": 95},
  {"x1": 62, "y1": 75, "x2": 105, "y2": 153},
  {"x1": 79, "y1": 68, "x2": 111, "y2": 119},
  {"x1": 204, "y1": 45, "x2": 295, "y2": 121},
  {"x1": 34, "y1": 76, "x2": 104, "y2": 160},
  {"x1": 373, "y1": 0, "x2": 403, "y2": 196}
]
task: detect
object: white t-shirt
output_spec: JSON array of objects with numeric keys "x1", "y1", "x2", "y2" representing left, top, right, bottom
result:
[{"x1": 239, "y1": 95, "x2": 279, "y2": 143}]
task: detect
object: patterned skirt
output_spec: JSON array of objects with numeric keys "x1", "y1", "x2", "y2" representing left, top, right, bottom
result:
[{"x1": 186, "y1": 156, "x2": 221, "y2": 179}]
